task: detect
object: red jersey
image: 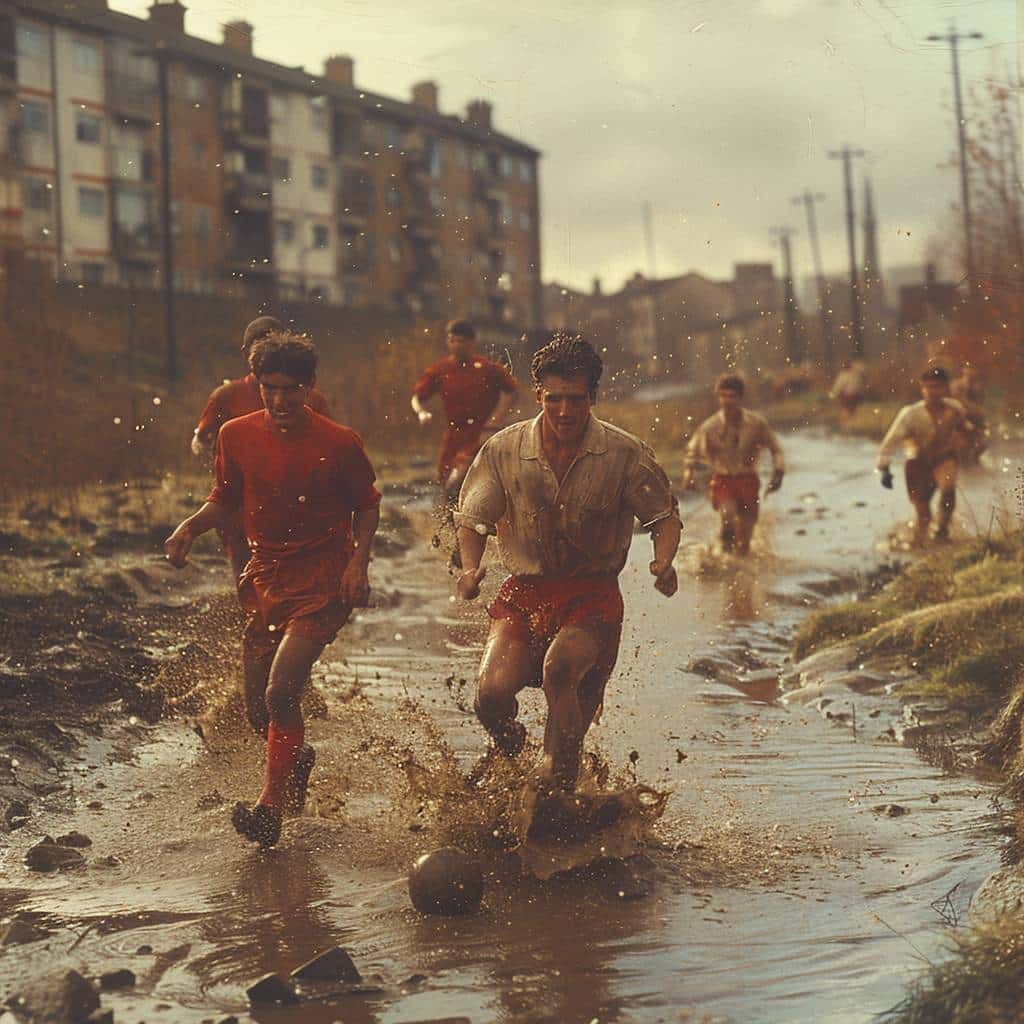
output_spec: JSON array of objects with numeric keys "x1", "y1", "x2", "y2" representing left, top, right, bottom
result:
[
  {"x1": 412, "y1": 355, "x2": 516, "y2": 427},
  {"x1": 195, "y1": 373, "x2": 331, "y2": 442},
  {"x1": 208, "y1": 409, "x2": 380, "y2": 558}
]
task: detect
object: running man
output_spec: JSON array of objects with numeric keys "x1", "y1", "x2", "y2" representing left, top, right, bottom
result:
[
  {"x1": 830, "y1": 359, "x2": 866, "y2": 423},
  {"x1": 166, "y1": 332, "x2": 380, "y2": 847},
  {"x1": 192, "y1": 316, "x2": 332, "y2": 581},
  {"x1": 682, "y1": 374, "x2": 785, "y2": 556},
  {"x1": 455, "y1": 334, "x2": 680, "y2": 792},
  {"x1": 411, "y1": 319, "x2": 517, "y2": 499},
  {"x1": 877, "y1": 365, "x2": 975, "y2": 544}
]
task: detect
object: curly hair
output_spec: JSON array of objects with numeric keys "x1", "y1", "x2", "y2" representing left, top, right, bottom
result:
[
  {"x1": 242, "y1": 315, "x2": 285, "y2": 352},
  {"x1": 248, "y1": 331, "x2": 318, "y2": 384},
  {"x1": 530, "y1": 332, "x2": 603, "y2": 398},
  {"x1": 715, "y1": 373, "x2": 745, "y2": 396},
  {"x1": 445, "y1": 318, "x2": 476, "y2": 340}
]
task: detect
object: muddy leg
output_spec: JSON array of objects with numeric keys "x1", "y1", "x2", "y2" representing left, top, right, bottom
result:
[
  {"x1": 718, "y1": 500, "x2": 739, "y2": 552},
  {"x1": 474, "y1": 618, "x2": 532, "y2": 754},
  {"x1": 933, "y1": 458, "x2": 957, "y2": 539},
  {"x1": 242, "y1": 653, "x2": 274, "y2": 737},
  {"x1": 541, "y1": 626, "x2": 603, "y2": 791},
  {"x1": 910, "y1": 499, "x2": 931, "y2": 545},
  {"x1": 735, "y1": 508, "x2": 759, "y2": 556}
]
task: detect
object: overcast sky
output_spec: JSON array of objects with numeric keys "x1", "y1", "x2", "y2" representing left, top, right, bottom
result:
[{"x1": 117, "y1": 0, "x2": 1017, "y2": 293}]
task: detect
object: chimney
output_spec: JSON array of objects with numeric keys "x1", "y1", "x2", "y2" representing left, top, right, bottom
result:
[
  {"x1": 324, "y1": 55, "x2": 354, "y2": 87},
  {"x1": 465, "y1": 100, "x2": 492, "y2": 130},
  {"x1": 222, "y1": 20, "x2": 253, "y2": 56},
  {"x1": 412, "y1": 81, "x2": 438, "y2": 112},
  {"x1": 592, "y1": 277, "x2": 602, "y2": 297},
  {"x1": 148, "y1": 0, "x2": 185, "y2": 33}
]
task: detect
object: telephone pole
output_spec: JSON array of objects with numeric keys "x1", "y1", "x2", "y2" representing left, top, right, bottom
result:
[
  {"x1": 791, "y1": 190, "x2": 833, "y2": 370},
  {"x1": 927, "y1": 24, "x2": 983, "y2": 295},
  {"x1": 155, "y1": 44, "x2": 177, "y2": 383},
  {"x1": 771, "y1": 226, "x2": 800, "y2": 364},
  {"x1": 828, "y1": 146, "x2": 866, "y2": 358}
]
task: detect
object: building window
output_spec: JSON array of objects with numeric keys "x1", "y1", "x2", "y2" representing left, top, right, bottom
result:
[
  {"x1": 312, "y1": 224, "x2": 330, "y2": 249},
  {"x1": 384, "y1": 123, "x2": 402, "y2": 148},
  {"x1": 191, "y1": 139, "x2": 209, "y2": 172},
  {"x1": 81, "y1": 262, "x2": 104, "y2": 284},
  {"x1": 75, "y1": 111, "x2": 102, "y2": 145},
  {"x1": 387, "y1": 239, "x2": 401, "y2": 264},
  {"x1": 78, "y1": 187, "x2": 103, "y2": 218},
  {"x1": 72, "y1": 39, "x2": 100, "y2": 74},
  {"x1": 311, "y1": 164, "x2": 327, "y2": 189},
  {"x1": 427, "y1": 139, "x2": 441, "y2": 178},
  {"x1": 16, "y1": 23, "x2": 47, "y2": 60},
  {"x1": 186, "y1": 74, "x2": 206, "y2": 103},
  {"x1": 25, "y1": 179, "x2": 51, "y2": 211},
  {"x1": 272, "y1": 156, "x2": 291, "y2": 182},
  {"x1": 519, "y1": 211, "x2": 531, "y2": 232},
  {"x1": 519, "y1": 158, "x2": 532, "y2": 183},
  {"x1": 455, "y1": 145, "x2": 468, "y2": 169},
  {"x1": 386, "y1": 185, "x2": 399, "y2": 209},
  {"x1": 194, "y1": 206, "x2": 211, "y2": 239},
  {"x1": 309, "y1": 285, "x2": 326, "y2": 302},
  {"x1": 275, "y1": 219, "x2": 294, "y2": 243},
  {"x1": 499, "y1": 155, "x2": 512, "y2": 178},
  {"x1": 310, "y1": 95, "x2": 327, "y2": 131},
  {"x1": 269, "y1": 94, "x2": 288, "y2": 122},
  {"x1": 20, "y1": 100, "x2": 49, "y2": 135}
]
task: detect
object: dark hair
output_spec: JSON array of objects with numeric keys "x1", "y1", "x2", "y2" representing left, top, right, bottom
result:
[
  {"x1": 716, "y1": 373, "x2": 745, "y2": 396},
  {"x1": 446, "y1": 319, "x2": 476, "y2": 340},
  {"x1": 242, "y1": 315, "x2": 285, "y2": 352},
  {"x1": 249, "y1": 331, "x2": 318, "y2": 384},
  {"x1": 530, "y1": 332, "x2": 603, "y2": 398},
  {"x1": 920, "y1": 365, "x2": 949, "y2": 384}
]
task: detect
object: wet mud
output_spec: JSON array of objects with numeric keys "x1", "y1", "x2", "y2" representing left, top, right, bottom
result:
[{"x1": 0, "y1": 433, "x2": 1018, "y2": 1023}]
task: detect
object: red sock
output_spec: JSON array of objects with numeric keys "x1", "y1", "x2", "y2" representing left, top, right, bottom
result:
[{"x1": 257, "y1": 723, "x2": 305, "y2": 811}]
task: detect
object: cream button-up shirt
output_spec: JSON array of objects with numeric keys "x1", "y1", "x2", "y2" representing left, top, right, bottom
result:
[
  {"x1": 876, "y1": 398, "x2": 969, "y2": 468},
  {"x1": 684, "y1": 408, "x2": 785, "y2": 477},
  {"x1": 455, "y1": 414, "x2": 679, "y2": 578}
]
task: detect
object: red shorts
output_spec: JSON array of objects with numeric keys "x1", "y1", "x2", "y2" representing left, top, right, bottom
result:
[
  {"x1": 238, "y1": 547, "x2": 352, "y2": 659},
  {"x1": 439, "y1": 423, "x2": 484, "y2": 482},
  {"x1": 488, "y1": 575, "x2": 624, "y2": 687},
  {"x1": 838, "y1": 394, "x2": 861, "y2": 414},
  {"x1": 216, "y1": 513, "x2": 250, "y2": 570},
  {"x1": 905, "y1": 454, "x2": 956, "y2": 504},
  {"x1": 709, "y1": 473, "x2": 760, "y2": 514}
]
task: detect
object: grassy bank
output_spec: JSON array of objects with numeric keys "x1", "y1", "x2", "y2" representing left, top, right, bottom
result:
[{"x1": 793, "y1": 532, "x2": 1024, "y2": 1019}]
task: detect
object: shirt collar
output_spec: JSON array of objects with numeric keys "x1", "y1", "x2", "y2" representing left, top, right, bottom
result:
[{"x1": 520, "y1": 413, "x2": 608, "y2": 460}]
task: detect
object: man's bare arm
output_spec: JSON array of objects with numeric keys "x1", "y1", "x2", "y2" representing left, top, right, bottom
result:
[
  {"x1": 411, "y1": 394, "x2": 433, "y2": 424},
  {"x1": 340, "y1": 504, "x2": 380, "y2": 606},
  {"x1": 164, "y1": 501, "x2": 230, "y2": 567},
  {"x1": 456, "y1": 526, "x2": 488, "y2": 600},
  {"x1": 649, "y1": 515, "x2": 681, "y2": 597}
]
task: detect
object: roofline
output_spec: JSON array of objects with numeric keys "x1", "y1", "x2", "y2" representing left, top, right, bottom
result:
[{"x1": 5, "y1": 0, "x2": 541, "y2": 158}]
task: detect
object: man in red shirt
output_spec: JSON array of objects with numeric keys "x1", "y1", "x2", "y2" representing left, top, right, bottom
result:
[
  {"x1": 166, "y1": 332, "x2": 381, "y2": 848},
  {"x1": 411, "y1": 319, "x2": 517, "y2": 499},
  {"x1": 192, "y1": 316, "x2": 332, "y2": 581}
]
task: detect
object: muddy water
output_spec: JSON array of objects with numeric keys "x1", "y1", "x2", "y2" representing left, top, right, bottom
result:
[{"x1": 0, "y1": 430, "x2": 1015, "y2": 1023}]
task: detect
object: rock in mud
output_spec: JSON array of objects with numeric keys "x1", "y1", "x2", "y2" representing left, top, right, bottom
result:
[
  {"x1": 98, "y1": 968, "x2": 135, "y2": 990},
  {"x1": 4, "y1": 799, "x2": 31, "y2": 830},
  {"x1": 56, "y1": 831, "x2": 92, "y2": 848},
  {"x1": 0, "y1": 918, "x2": 52, "y2": 946},
  {"x1": 874, "y1": 803, "x2": 910, "y2": 817},
  {"x1": 246, "y1": 974, "x2": 299, "y2": 1006},
  {"x1": 26, "y1": 838, "x2": 86, "y2": 872},
  {"x1": 85, "y1": 1011, "x2": 112, "y2": 1024},
  {"x1": 408, "y1": 848, "x2": 484, "y2": 916},
  {"x1": 5, "y1": 967, "x2": 100, "y2": 1023},
  {"x1": 290, "y1": 947, "x2": 362, "y2": 984}
]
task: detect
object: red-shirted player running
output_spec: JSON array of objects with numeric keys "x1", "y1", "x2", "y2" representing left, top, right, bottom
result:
[
  {"x1": 191, "y1": 316, "x2": 332, "y2": 582},
  {"x1": 166, "y1": 332, "x2": 381, "y2": 848},
  {"x1": 411, "y1": 319, "x2": 517, "y2": 499}
]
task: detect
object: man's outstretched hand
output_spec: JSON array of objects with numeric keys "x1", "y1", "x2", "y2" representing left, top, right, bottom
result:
[
  {"x1": 767, "y1": 469, "x2": 784, "y2": 493},
  {"x1": 650, "y1": 558, "x2": 678, "y2": 597},
  {"x1": 458, "y1": 566, "x2": 486, "y2": 601},
  {"x1": 164, "y1": 524, "x2": 194, "y2": 568},
  {"x1": 879, "y1": 467, "x2": 894, "y2": 490}
]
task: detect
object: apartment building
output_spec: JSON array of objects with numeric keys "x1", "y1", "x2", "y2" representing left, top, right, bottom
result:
[{"x1": 0, "y1": 0, "x2": 542, "y2": 328}]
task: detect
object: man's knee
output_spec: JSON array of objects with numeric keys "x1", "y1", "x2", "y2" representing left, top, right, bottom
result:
[{"x1": 264, "y1": 681, "x2": 300, "y2": 721}]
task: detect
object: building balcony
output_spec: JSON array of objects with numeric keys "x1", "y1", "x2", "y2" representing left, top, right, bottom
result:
[
  {"x1": 107, "y1": 74, "x2": 158, "y2": 123},
  {"x1": 222, "y1": 110, "x2": 270, "y2": 148},
  {"x1": 225, "y1": 170, "x2": 271, "y2": 210},
  {"x1": 112, "y1": 223, "x2": 159, "y2": 263}
]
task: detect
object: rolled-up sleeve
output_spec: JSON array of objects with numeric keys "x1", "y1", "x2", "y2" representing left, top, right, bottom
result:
[
  {"x1": 626, "y1": 444, "x2": 679, "y2": 529},
  {"x1": 454, "y1": 443, "x2": 506, "y2": 536}
]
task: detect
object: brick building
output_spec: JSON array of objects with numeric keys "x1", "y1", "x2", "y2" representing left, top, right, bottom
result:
[{"x1": 0, "y1": 0, "x2": 542, "y2": 328}]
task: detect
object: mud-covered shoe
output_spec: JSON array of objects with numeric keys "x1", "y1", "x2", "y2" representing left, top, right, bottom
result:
[
  {"x1": 282, "y1": 744, "x2": 316, "y2": 817},
  {"x1": 231, "y1": 802, "x2": 282, "y2": 849},
  {"x1": 232, "y1": 801, "x2": 255, "y2": 840},
  {"x1": 493, "y1": 720, "x2": 526, "y2": 757}
]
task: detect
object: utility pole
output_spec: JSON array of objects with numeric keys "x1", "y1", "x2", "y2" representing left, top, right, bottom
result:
[
  {"x1": 771, "y1": 226, "x2": 800, "y2": 365},
  {"x1": 642, "y1": 200, "x2": 665, "y2": 370},
  {"x1": 155, "y1": 43, "x2": 177, "y2": 383},
  {"x1": 828, "y1": 146, "x2": 866, "y2": 359},
  {"x1": 791, "y1": 190, "x2": 834, "y2": 371},
  {"x1": 927, "y1": 24, "x2": 983, "y2": 295}
]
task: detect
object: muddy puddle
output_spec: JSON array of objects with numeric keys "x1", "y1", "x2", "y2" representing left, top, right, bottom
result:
[{"x1": 0, "y1": 431, "x2": 1017, "y2": 1023}]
